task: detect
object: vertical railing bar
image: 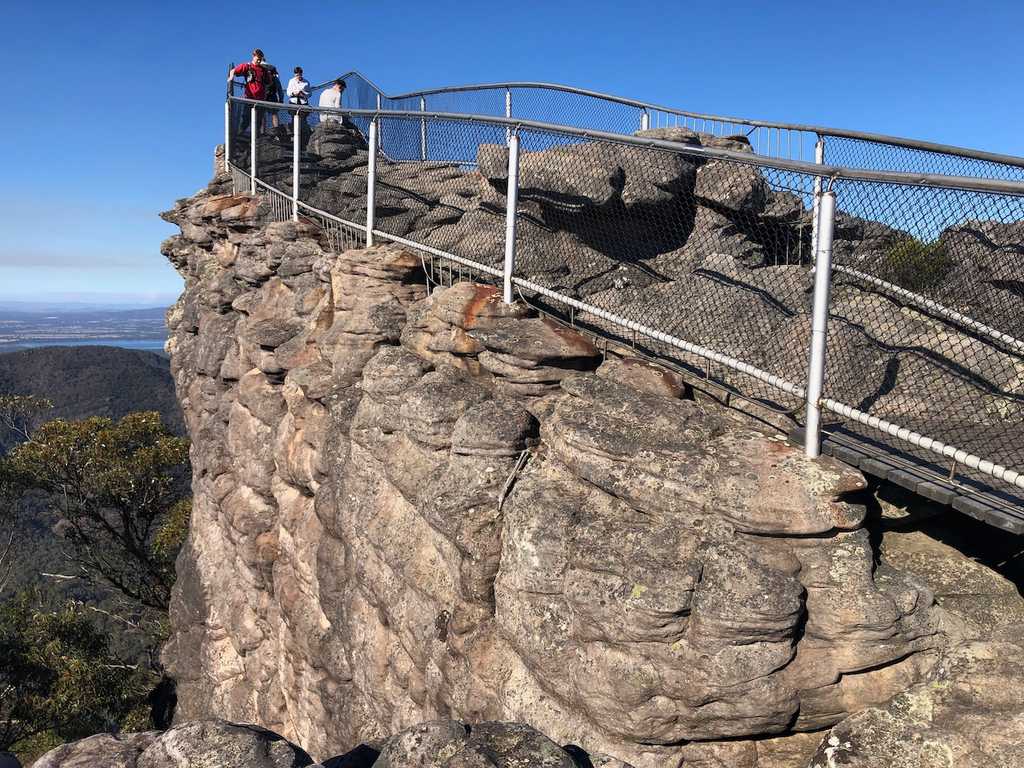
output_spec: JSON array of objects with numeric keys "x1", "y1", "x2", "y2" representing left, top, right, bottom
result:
[
  {"x1": 811, "y1": 136, "x2": 825, "y2": 261},
  {"x1": 224, "y1": 101, "x2": 231, "y2": 173},
  {"x1": 292, "y1": 109, "x2": 300, "y2": 221},
  {"x1": 805, "y1": 190, "x2": 837, "y2": 458},
  {"x1": 505, "y1": 88, "x2": 512, "y2": 145},
  {"x1": 367, "y1": 117, "x2": 377, "y2": 247},
  {"x1": 375, "y1": 93, "x2": 382, "y2": 153},
  {"x1": 502, "y1": 130, "x2": 521, "y2": 304},
  {"x1": 420, "y1": 96, "x2": 427, "y2": 161},
  {"x1": 250, "y1": 104, "x2": 257, "y2": 194}
]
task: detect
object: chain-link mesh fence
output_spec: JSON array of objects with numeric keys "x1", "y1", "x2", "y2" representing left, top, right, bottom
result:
[
  {"x1": 373, "y1": 115, "x2": 506, "y2": 284},
  {"x1": 823, "y1": 177, "x2": 1024, "y2": 496},
  {"x1": 506, "y1": 125, "x2": 817, "y2": 413},
  {"x1": 824, "y1": 136, "x2": 1024, "y2": 183},
  {"x1": 225, "y1": 94, "x2": 1024, "y2": 509},
  {"x1": 321, "y1": 75, "x2": 1024, "y2": 178}
]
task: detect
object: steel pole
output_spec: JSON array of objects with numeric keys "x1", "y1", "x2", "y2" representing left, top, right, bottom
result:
[
  {"x1": 502, "y1": 132, "x2": 521, "y2": 304},
  {"x1": 250, "y1": 105, "x2": 257, "y2": 194},
  {"x1": 505, "y1": 89, "x2": 512, "y2": 145},
  {"x1": 420, "y1": 96, "x2": 427, "y2": 161},
  {"x1": 804, "y1": 190, "x2": 836, "y2": 458},
  {"x1": 366, "y1": 118, "x2": 377, "y2": 247},
  {"x1": 810, "y1": 136, "x2": 825, "y2": 261},
  {"x1": 224, "y1": 101, "x2": 231, "y2": 173},
  {"x1": 292, "y1": 110, "x2": 300, "y2": 221},
  {"x1": 375, "y1": 93, "x2": 382, "y2": 152}
]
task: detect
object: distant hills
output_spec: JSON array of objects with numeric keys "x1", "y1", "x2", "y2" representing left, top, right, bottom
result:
[{"x1": 0, "y1": 345, "x2": 183, "y2": 444}]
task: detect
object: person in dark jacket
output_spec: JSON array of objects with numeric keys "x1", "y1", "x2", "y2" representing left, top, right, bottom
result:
[{"x1": 261, "y1": 59, "x2": 286, "y2": 131}]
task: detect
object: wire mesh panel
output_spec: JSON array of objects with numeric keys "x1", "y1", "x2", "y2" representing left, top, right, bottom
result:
[
  {"x1": 224, "y1": 90, "x2": 1024, "y2": 506},
  {"x1": 253, "y1": 178, "x2": 292, "y2": 223},
  {"x1": 506, "y1": 125, "x2": 819, "y2": 410},
  {"x1": 823, "y1": 178, "x2": 1024, "y2": 495},
  {"x1": 294, "y1": 109, "x2": 371, "y2": 232},
  {"x1": 372, "y1": 115, "x2": 507, "y2": 283},
  {"x1": 824, "y1": 136, "x2": 1024, "y2": 182},
  {"x1": 297, "y1": 202, "x2": 365, "y2": 253}
]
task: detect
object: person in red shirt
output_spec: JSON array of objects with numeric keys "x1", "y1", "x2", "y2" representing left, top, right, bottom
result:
[{"x1": 228, "y1": 49, "x2": 270, "y2": 136}]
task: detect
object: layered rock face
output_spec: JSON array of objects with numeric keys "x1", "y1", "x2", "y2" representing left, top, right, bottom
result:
[
  {"x1": 159, "y1": 165, "x2": 958, "y2": 766},
  {"x1": 808, "y1": 641, "x2": 1024, "y2": 768}
]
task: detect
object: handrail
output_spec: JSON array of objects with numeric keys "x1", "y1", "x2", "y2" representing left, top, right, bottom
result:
[
  {"x1": 231, "y1": 162, "x2": 1024, "y2": 495},
  {"x1": 295, "y1": 69, "x2": 1024, "y2": 171},
  {"x1": 229, "y1": 96, "x2": 1024, "y2": 197}
]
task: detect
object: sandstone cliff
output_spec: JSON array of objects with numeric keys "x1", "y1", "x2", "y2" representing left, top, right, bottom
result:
[{"x1": 156, "y1": 156, "x2": 965, "y2": 767}]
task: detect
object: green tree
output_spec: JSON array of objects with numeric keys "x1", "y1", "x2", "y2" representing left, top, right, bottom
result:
[
  {"x1": 0, "y1": 592, "x2": 145, "y2": 753},
  {"x1": 0, "y1": 396, "x2": 52, "y2": 594},
  {"x1": 5, "y1": 412, "x2": 190, "y2": 612}
]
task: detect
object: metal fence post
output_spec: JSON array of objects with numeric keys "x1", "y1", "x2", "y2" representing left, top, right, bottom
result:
[
  {"x1": 810, "y1": 136, "x2": 825, "y2": 260},
  {"x1": 420, "y1": 96, "x2": 427, "y2": 161},
  {"x1": 366, "y1": 118, "x2": 377, "y2": 247},
  {"x1": 224, "y1": 101, "x2": 231, "y2": 173},
  {"x1": 292, "y1": 109, "x2": 300, "y2": 221},
  {"x1": 640, "y1": 109, "x2": 650, "y2": 132},
  {"x1": 502, "y1": 130, "x2": 521, "y2": 304},
  {"x1": 804, "y1": 189, "x2": 836, "y2": 458},
  {"x1": 505, "y1": 88, "x2": 512, "y2": 145},
  {"x1": 375, "y1": 93, "x2": 382, "y2": 152},
  {"x1": 250, "y1": 104, "x2": 257, "y2": 194}
]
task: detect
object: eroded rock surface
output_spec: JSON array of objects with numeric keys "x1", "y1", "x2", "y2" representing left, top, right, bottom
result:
[
  {"x1": 32, "y1": 721, "x2": 310, "y2": 768},
  {"x1": 158, "y1": 162, "x2": 964, "y2": 766},
  {"x1": 32, "y1": 720, "x2": 630, "y2": 768},
  {"x1": 807, "y1": 641, "x2": 1024, "y2": 768}
]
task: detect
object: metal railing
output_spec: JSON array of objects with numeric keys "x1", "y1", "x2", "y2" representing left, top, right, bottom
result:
[
  {"x1": 222, "y1": 93, "x2": 1024, "y2": 516},
  {"x1": 264, "y1": 70, "x2": 1024, "y2": 182}
]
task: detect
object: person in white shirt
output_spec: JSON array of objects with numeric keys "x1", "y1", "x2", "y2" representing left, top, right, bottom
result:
[
  {"x1": 287, "y1": 66, "x2": 311, "y2": 106},
  {"x1": 317, "y1": 79, "x2": 346, "y2": 123}
]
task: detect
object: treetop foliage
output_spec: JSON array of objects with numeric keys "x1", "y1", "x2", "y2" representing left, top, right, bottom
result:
[{"x1": 4, "y1": 412, "x2": 190, "y2": 612}]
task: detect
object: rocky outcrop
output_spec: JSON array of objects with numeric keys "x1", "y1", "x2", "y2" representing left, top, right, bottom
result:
[
  {"x1": 807, "y1": 641, "x2": 1024, "y2": 768},
  {"x1": 158, "y1": 155, "x2": 969, "y2": 767},
  {"x1": 31, "y1": 722, "x2": 310, "y2": 768},
  {"x1": 32, "y1": 719, "x2": 632, "y2": 768}
]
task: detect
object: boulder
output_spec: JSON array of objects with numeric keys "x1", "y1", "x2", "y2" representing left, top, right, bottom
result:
[
  {"x1": 32, "y1": 733, "x2": 159, "y2": 768},
  {"x1": 806, "y1": 642, "x2": 1024, "y2": 768}
]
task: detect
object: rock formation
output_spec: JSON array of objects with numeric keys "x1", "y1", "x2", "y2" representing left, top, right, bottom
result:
[
  {"x1": 807, "y1": 641, "x2": 1024, "y2": 768},
  {"x1": 32, "y1": 718, "x2": 632, "y2": 768},
  {"x1": 32, "y1": 721, "x2": 309, "y2": 768},
  {"x1": 156, "y1": 146, "x2": 972, "y2": 766}
]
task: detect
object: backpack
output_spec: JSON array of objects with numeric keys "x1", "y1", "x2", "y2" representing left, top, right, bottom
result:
[
  {"x1": 265, "y1": 65, "x2": 281, "y2": 99},
  {"x1": 244, "y1": 63, "x2": 267, "y2": 96}
]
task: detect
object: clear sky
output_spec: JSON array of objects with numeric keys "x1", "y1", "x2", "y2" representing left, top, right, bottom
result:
[{"x1": 3, "y1": 0, "x2": 1022, "y2": 305}]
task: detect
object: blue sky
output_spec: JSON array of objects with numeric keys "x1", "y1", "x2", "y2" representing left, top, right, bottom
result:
[{"x1": 3, "y1": 0, "x2": 1022, "y2": 305}]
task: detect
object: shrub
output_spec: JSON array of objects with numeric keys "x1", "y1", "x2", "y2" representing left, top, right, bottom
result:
[
  {"x1": 881, "y1": 237, "x2": 956, "y2": 293},
  {"x1": 0, "y1": 592, "x2": 148, "y2": 754}
]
